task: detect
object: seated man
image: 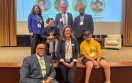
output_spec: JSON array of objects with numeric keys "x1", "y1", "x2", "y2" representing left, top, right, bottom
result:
[
  {"x1": 80, "y1": 30, "x2": 111, "y2": 83},
  {"x1": 20, "y1": 43, "x2": 59, "y2": 83}
]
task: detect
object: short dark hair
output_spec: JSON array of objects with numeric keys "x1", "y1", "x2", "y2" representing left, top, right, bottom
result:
[
  {"x1": 46, "y1": 18, "x2": 54, "y2": 24},
  {"x1": 82, "y1": 30, "x2": 92, "y2": 36}
]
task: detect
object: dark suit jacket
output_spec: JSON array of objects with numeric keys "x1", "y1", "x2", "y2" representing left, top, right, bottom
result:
[
  {"x1": 55, "y1": 13, "x2": 74, "y2": 34},
  {"x1": 20, "y1": 54, "x2": 56, "y2": 83},
  {"x1": 57, "y1": 38, "x2": 79, "y2": 62},
  {"x1": 74, "y1": 14, "x2": 94, "y2": 38}
]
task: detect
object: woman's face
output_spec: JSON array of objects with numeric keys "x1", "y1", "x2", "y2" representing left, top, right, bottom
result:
[
  {"x1": 48, "y1": 20, "x2": 54, "y2": 27},
  {"x1": 34, "y1": 6, "x2": 40, "y2": 14},
  {"x1": 64, "y1": 27, "x2": 72, "y2": 37}
]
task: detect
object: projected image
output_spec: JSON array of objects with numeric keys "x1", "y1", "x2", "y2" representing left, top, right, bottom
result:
[
  {"x1": 90, "y1": 0, "x2": 105, "y2": 13},
  {"x1": 55, "y1": 0, "x2": 68, "y2": 12},
  {"x1": 36, "y1": 0, "x2": 50, "y2": 12},
  {"x1": 17, "y1": 0, "x2": 122, "y2": 22},
  {"x1": 72, "y1": 0, "x2": 87, "y2": 12}
]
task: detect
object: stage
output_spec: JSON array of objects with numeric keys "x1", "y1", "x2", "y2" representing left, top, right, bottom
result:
[
  {"x1": 0, "y1": 47, "x2": 132, "y2": 83},
  {"x1": 0, "y1": 47, "x2": 132, "y2": 62}
]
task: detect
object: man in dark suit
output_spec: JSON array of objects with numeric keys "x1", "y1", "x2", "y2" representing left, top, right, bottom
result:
[
  {"x1": 74, "y1": 7, "x2": 94, "y2": 45},
  {"x1": 20, "y1": 43, "x2": 58, "y2": 83},
  {"x1": 55, "y1": 2, "x2": 74, "y2": 34}
]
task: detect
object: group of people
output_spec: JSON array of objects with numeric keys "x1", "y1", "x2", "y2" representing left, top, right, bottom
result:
[{"x1": 20, "y1": 2, "x2": 111, "y2": 83}]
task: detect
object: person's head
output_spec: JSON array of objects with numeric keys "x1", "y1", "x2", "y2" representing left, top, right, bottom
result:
[
  {"x1": 46, "y1": 18, "x2": 55, "y2": 27},
  {"x1": 83, "y1": 30, "x2": 92, "y2": 42},
  {"x1": 31, "y1": 5, "x2": 42, "y2": 15},
  {"x1": 60, "y1": 3, "x2": 67, "y2": 14},
  {"x1": 79, "y1": 6, "x2": 85, "y2": 15},
  {"x1": 61, "y1": 26, "x2": 73, "y2": 40},
  {"x1": 36, "y1": 43, "x2": 46, "y2": 57}
]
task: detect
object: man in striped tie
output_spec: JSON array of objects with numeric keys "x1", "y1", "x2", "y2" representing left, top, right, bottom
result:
[{"x1": 20, "y1": 43, "x2": 59, "y2": 83}]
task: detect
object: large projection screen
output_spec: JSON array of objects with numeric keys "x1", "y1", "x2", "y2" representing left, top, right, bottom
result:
[{"x1": 17, "y1": 0, "x2": 122, "y2": 22}]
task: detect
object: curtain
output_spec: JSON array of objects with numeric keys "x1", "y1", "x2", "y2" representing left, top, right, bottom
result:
[
  {"x1": 0, "y1": 0, "x2": 16, "y2": 46},
  {"x1": 123, "y1": 0, "x2": 132, "y2": 46}
]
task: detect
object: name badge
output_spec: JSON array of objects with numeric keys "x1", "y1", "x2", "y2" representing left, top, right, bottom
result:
[
  {"x1": 37, "y1": 24, "x2": 41, "y2": 28},
  {"x1": 89, "y1": 53, "x2": 95, "y2": 57},
  {"x1": 60, "y1": 19, "x2": 62, "y2": 22},
  {"x1": 80, "y1": 22, "x2": 83, "y2": 25},
  {"x1": 65, "y1": 55, "x2": 71, "y2": 62}
]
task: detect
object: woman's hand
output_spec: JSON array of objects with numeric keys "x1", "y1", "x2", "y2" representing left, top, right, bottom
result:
[
  {"x1": 68, "y1": 62, "x2": 74, "y2": 67},
  {"x1": 62, "y1": 62, "x2": 70, "y2": 67}
]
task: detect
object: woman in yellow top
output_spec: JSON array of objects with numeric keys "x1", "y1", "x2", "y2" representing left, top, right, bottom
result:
[{"x1": 80, "y1": 30, "x2": 111, "y2": 83}]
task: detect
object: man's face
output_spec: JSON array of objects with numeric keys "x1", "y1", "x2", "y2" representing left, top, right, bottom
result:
[
  {"x1": 48, "y1": 20, "x2": 54, "y2": 27},
  {"x1": 61, "y1": 4, "x2": 67, "y2": 14},
  {"x1": 84, "y1": 34, "x2": 92, "y2": 42},
  {"x1": 36, "y1": 44, "x2": 45, "y2": 57},
  {"x1": 79, "y1": 7, "x2": 85, "y2": 15}
]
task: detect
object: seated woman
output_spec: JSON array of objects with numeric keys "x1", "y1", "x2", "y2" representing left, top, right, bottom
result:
[
  {"x1": 41, "y1": 18, "x2": 60, "y2": 59},
  {"x1": 80, "y1": 30, "x2": 111, "y2": 83},
  {"x1": 57, "y1": 26, "x2": 79, "y2": 83}
]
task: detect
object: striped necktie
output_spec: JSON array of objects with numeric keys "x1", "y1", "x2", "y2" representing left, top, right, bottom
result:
[
  {"x1": 39, "y1": 58, "x2": 46, "y2": 77},
  {"x1": 63, "y1": 15, "x2": 67, "y2": 26}
]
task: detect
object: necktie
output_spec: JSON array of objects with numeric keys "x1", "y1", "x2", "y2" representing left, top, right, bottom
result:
[
  {"x1": 63, "y1": 15, "x2": 67, "y2": 26},
  {"x1": 39, "y1": 58, "x2": 46, "y2": 77}
]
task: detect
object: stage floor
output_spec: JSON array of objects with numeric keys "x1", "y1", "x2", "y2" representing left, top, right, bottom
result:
[{"x1": 0, "y1": 47, "x2": 132, "y2": 63}]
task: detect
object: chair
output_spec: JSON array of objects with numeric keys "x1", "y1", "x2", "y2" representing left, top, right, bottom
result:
[{"x1": 104, "y1": 35, "x2": 122, "y2": 49}]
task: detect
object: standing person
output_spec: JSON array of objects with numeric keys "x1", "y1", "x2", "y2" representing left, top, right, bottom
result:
[
  {"x1": 57, "y1": 26, "x2": 79, "y2": 83},
  {"x1": 28, "y1": 5, "x2": 44, "y2": 54},
  {"x1": 80, "y1": 30, "x2": 111, "y2": 83},
  {"x1": 55, "y1": 2, "x2": 74, "y2": 34},
  {"x1": 20, "y1": 43, "x2": 59, "y2": 83},
  {"x1": 41, "y1": 18, "x2": 60, "y2": 59},
  {"x1": 74, "y1": 7, "x2": 94, "y2": 45}
]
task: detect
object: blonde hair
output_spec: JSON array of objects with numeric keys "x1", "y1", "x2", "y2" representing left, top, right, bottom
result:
[{"x1": 60, "y1": 25, "x2": 74, "y2": 41}]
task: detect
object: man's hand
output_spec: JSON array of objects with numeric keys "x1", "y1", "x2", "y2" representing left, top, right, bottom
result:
[
  {"x1": 92, "y1": 61, "x2": 100, "y2": 69},
  {"x1": 43, "y1": 77, "x2": 51, "y2": 83},
  {"x1": 47, "y1": 36, "x2": 50, "y2": 39},
  {"x1": 42, "y1": 80, "x2": 47, "y2": 83},
  {"x1": 47, "y1": 36, "x2": 55, "y2": 40},
  {"x1": 97, "y1": 58, "x2": 101, "y2": 63}
]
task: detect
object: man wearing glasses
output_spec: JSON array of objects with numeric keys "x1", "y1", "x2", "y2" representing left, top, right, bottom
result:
[{"x1": 20, "y1": 43, "x2": 58, "y2": 83}]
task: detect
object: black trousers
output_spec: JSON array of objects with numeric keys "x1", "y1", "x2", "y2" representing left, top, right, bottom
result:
[
  {"x1": 77, "y1": 37, "x2": 84, "y2": 57},
  {"x1": 30, "y1": 34, "x2": 42, "y2": 54},
  {"x1": 59, "y1": 63, "x2": 77, "y2": 83}
]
